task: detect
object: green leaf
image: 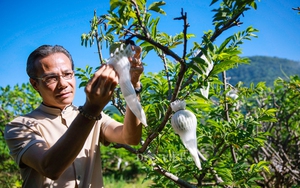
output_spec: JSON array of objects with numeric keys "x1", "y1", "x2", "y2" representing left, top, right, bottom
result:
[
  {"x1": 210, "y1": 0, "x2": 219, "y2": 6},
  {"x1": 250, "y1": 2, "x2": 257, "y2": 10},
  {"x1": 188, "y1": 57, "x2": 207, "y2": 75},
  {"x1": 258, "y1": 115, "x2": 277, "y2": 122},
  {"x1": 109, "y1": 0, "x2": 126, "y2": 11},
  {"x1": 150, "y1": 17, "x2": 160, "y2": 38},
  {"x1": 218, "y1": 36, "x2": 233, "y2": 53},
  {"x1": 148, "y1": 1, "x2": 166, "y2": 15},
  {"x1": 79, "y1": 81, "x2": 88, "y2": 88},
  {"x1": 264, "y1": 108, "x2": 277, "y2": 116},
  {"x1": 211, "y1": 59, "x2": 236, "y2": 75}
]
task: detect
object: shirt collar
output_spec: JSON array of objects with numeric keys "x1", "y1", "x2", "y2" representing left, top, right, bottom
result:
[{"x1": 38, "y1": 103, "x2": 77, "y2": 116}]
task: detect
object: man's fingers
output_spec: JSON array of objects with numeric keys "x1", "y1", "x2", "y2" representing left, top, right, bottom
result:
[
  {"x1": 132, "y1": 45, "x2": 142, "y2": 59},
  {"x1": 130, "y1": 57, "x2": 141, "y2": 66},
  {"x1": 86, "y1": 64, "x2": 118, "y2": 96},
  {"x1": 86, "y1": 64, "x2": 106, "y2": 90},
  {"x1": 97, "y1": 66, "x2": 118, "y2": 94}
]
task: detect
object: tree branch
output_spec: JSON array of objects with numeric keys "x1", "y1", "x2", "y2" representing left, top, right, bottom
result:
[
  {"x1": 153, "y1": 165, "x2": 197, "y2": 188},
  {"x1": 174, "y1": 8, "x2": 189, "y2": 60}
]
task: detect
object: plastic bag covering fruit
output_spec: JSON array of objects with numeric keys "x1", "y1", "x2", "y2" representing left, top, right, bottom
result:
[
  {"x1": 199, "y1": 55, "x2": 213, "y2": 99},
  {"x1": 171, "y1": 100, "x2": 203, "y2": 169},
  {"x1": 108, "y1": 43, "x2": 147, "y2": 126}
]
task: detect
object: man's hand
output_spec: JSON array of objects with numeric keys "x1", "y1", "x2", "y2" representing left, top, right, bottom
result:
[
  {"x1": 84, "y1": 64, "x2": 119, "y2": 113},
  {"x1": 129, "y1": 45, "x2": 143, "y2": 88}
]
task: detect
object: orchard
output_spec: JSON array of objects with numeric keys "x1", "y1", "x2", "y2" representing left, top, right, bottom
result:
[{"x1": 1, "y1": 1, "x2": 300, "y2": 187}]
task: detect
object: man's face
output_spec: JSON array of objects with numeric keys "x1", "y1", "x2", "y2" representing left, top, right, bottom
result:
[{"x1": 30, "y1": 52, "x2": 76, "y2": 110}]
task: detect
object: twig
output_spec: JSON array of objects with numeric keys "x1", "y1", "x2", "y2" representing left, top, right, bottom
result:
[
  {"x1": 111, "y1": 88, "x2": 126, "y2": 115},
  {"x1": 124, "y1": 30, "x2": 184, "y2": 64},
  {"x1": 153, "y1": 165, "x2": 197, "y2": 188},
  {"x1": 113, "y1": 143, "x2": 138, "y2": 154},
  {"x1": 160, "y1": 53, "x2": 172, "y2": 100},
  {"x1": 174, "y1": 8, "x2": 189, "y2": 60},
  {"x1": 92, "y1": 10, "x2": 104, "y2": 63},
  {"x1": 222, "y1": 71, "x2": 237, "y2": 164},
  {"x1": 209, "y1": 13, "x2": 243, "y2": 43},
  {"x1": 130, "y1": 0, "x2": 150, "y2": 38},
  {"x1": 292, "y1": 7, "x2": 300, "y2": 11}
]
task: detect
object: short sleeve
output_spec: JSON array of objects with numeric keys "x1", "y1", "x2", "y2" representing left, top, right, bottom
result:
[
  {"x1": 4, "y1": 116, "x2": 45, "y2": 167},
  {"x1": 99, "y1": 112, "x2": 118, "y2": 146}
]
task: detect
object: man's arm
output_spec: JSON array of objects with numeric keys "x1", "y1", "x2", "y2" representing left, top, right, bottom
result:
[
  {"x1": 102, "y1": 45, "x2": 144, "y2": 145},
  {"x1": 101, "y1": 95, "x2": 143, "y2": 145}
]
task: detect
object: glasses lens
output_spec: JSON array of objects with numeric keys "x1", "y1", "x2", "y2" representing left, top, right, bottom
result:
[
  {"x1": 44, "y1": 76, "x2": 58, "y2": 84},
  {"x1": 63, "y1": 72, "x2": 74, "y2": 79},
  {"x1": 39, "y1": 71, "x2": 74, "y2": 85}
]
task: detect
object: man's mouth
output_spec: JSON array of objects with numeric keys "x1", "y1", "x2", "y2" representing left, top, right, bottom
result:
[{"x1": 56, "y1": 91, "x2": 72, "y2": 98}]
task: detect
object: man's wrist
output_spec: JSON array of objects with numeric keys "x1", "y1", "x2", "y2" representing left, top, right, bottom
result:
[
  {"x1": 78, "y1": 106, "x2": 102, "y2": 120},
  {"x1": 134, "y1": 82, "x2": 143, "y2": 94}
]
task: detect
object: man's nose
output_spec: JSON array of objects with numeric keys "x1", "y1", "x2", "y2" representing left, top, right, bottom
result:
[{"x1": 57, "y1": 76, "x2": 69, "y2": 89}]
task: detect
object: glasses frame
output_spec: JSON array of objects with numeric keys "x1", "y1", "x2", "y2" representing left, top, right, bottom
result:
[{"x1": 34, "y1": 71, "x2": 75, "y2": 85}]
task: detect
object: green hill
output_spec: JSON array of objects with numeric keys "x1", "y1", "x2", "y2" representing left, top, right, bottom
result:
[{"x1": 226, "y1": 56, "x2": 300, "y2": 86}]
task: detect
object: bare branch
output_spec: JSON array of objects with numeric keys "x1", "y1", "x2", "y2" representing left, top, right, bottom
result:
[
  {"x1": 153, "y1": 165, "x2": 197, "y2": 188},
  {"x1": 174, "y1": 8, "x2": 189, "y2": 60},
  {"x1": 160, "y1": 53, "x2": 173, "y2": 99}
]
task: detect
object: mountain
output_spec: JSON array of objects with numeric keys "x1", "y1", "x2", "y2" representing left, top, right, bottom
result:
[{"x1": 226, "y1": 56, "x2": 300, "y2": 87}]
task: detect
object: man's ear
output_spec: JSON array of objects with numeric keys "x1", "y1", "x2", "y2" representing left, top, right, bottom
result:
[{"x1": 29, "y1": 78, "x2": 39, "y2": 91}]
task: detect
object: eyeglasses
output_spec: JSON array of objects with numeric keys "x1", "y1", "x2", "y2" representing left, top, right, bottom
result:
[{"x1": 34, "y1": 71, "x2": 74, "y2": 85}]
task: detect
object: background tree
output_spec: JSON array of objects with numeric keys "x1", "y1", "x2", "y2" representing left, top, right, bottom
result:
[
  {"x1": 252, "y1": 75, "x2": 300, "y2": 187},
  {"x1": 0, "y1": 83, "x2": 41, "y2": 187}
]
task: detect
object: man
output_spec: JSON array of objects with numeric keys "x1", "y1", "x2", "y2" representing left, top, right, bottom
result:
[{"x1": 4, "y1": 44, "x2": 143, "y2": 187}]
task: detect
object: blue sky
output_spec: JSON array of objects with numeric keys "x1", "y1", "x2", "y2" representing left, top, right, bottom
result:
[{"x1": 0, "y1": 0, "x2": 299, "y2": 106}]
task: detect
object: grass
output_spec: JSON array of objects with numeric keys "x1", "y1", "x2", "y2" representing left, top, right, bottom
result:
[{"x1": 103, "y1": 175, "x2": 153, "y2": 188}]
